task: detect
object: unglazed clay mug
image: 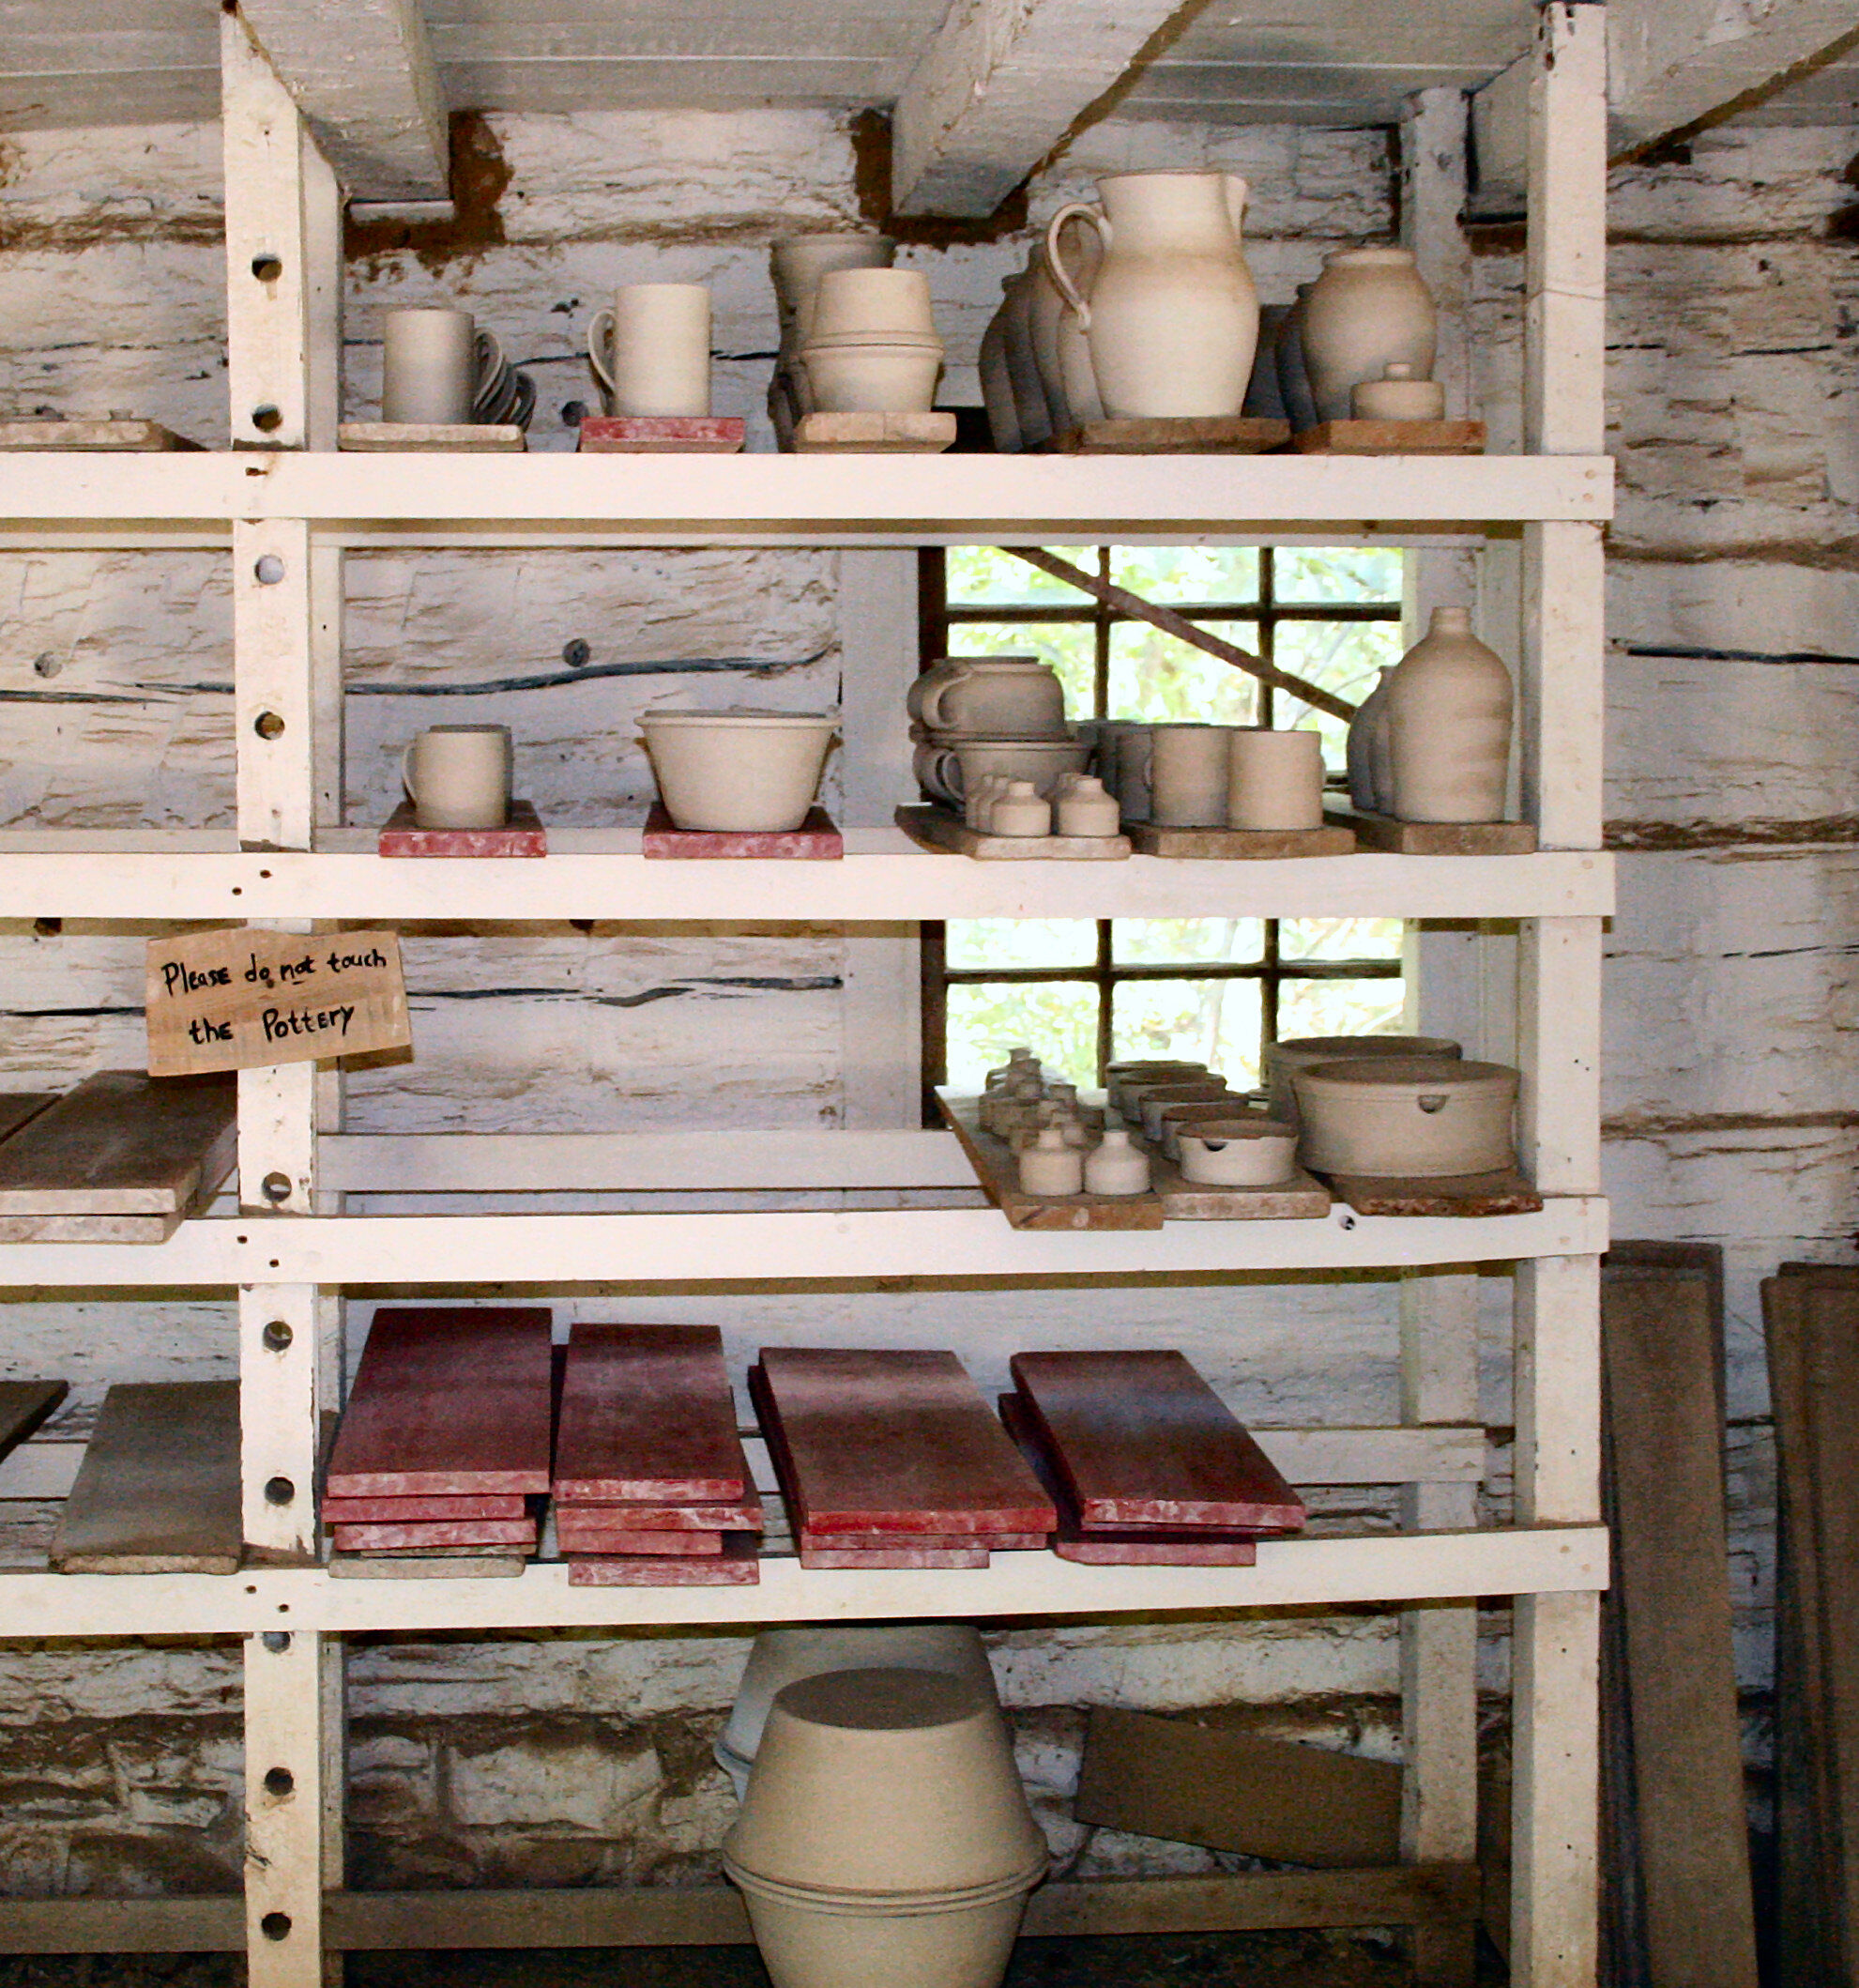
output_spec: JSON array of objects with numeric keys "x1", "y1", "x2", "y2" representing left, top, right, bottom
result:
[
  {"x1": 401, "y1": 724, "x2": 512, "y2": 830},
  {"x1": 383, "y1": 308, "x2": 502, "y2": 425},
  {"x1": 1149, "y1": 724, "x2": 1231, "y2": 827},
  {"x1": 1227, "y1": 726, "x2": 1325, "y2": 831},
  {"x1": 588, "y1": 283, "x2": 711, "y2": 417}
]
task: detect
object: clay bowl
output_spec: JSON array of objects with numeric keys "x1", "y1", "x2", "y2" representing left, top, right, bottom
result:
[
  {"x1": 1177, "y1": 1116, "x2": 1299, "y2": 1186},
  {"x1": 1105, "y1": 1061, "x2": 1207, "y2": 1115},
  {"x1": 801, "y1": 339, "x2": 943, "y2": 414},
  {"x1": 810, "y1": 266, "x2": 937, "y2": 341},
  {"x1": 731, "y1": 1878, "x2": 1037, "y2": 1988},
  {"x1": 1293, "y1": 1055, "x2": 1518, "y2": 1179},
  {"x1": 715, "y1": 1626, "x2": 998, "y2": 1801},
  {"x1": 1153, "y1": 1095, "x2": 1263, "y2": 1162},
  {"x1": 724, "y1": 1667, "x2": 1046, "y2": 1898},
  {"x1": 1264, "y1": 1032, "x2": 1461, "y2": 1124},
  {"x1": 1135, "y1": 1080, "x2": 1232, "y2": 1143},
  {"x1": 641, "y1": 708, "x2": 837, "y2": 833}
]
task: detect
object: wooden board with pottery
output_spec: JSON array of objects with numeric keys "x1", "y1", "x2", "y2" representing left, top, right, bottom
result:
[
  {"x1": 1126, "y1": 821, "x2": 1355, "y2": 860},
  {"x1": 0, "y1": 1071, "x2": 236, "y2": 1241},
  {"x1": 752, "y1": 1348, "x2": 1056, "y2": 1537},
  {"x1": 339, "y1": 421, "x2": 526, "y2": 451},
  {"x1": 1324, "y1": 805, "x2": 1537, "y2": 856},
  {"x1": 0, "y1": 1380, "x2": 69, "y2": 1466},
  {"x1": 1142, "y1": 1142, "x2": 1331, "y2": 1222},
  {"x1": 324, "y1": 1307, "x2": 556, "y2": 1498},
  {"x1": 1291, "y1": 420, "x2": 1486, "y2": 455},
  {"x1": 577, "y1": 414, "x2": 744, "y2": 453},
  {"x1": 378, "y1": 800, "x2": 547, "y2": 857},
  {"x1": 1054, "y1": 416, "x2": 1289, "y2": 454},
  {"x1": 791, "y1": 411, "x2": 955, "y2": 453},
  {"x1": 51, "y1": 1382, "x2": 241, "y2": 1574},
  {"x1": 642, "y1": 803, "x2": 842, "y2": 860},
  {"x1": 896, "y1": 804, "x2": 1131, "y2": 862},
  {"x1": 1319, "y1": 1166, "x2": 1543, "y2": 1218},
  {"x1": 936, "y1": 1093, "x2": 1164, "y2": 1231},
  {"x1": 553, "y1": 1323, "x2": 752, "y2": 1504},
  {"x1": 0, "y1": 420, "x2": 201, "y2": 451}
]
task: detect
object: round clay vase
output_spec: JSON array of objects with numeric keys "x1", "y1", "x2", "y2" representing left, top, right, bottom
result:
[
  {"x1": 979, "y1": 298, "x2": 1021, "y2": 452},
  {"x1": 1385, "y1": 605, "x2": 1513, "y2": 823},
  {"x1": 1044, "y1": 172, "x2": 1258, "y2": 420},
  {"x1": 1346, "y1": 668, "x2": 1394, "y2": 812},
  {"x1": 1301, "y1": 247, "x2": 1437, "y2": 424},
  {"x1": 998, "y1": 265, "x2": 1053, "y2": 451}
]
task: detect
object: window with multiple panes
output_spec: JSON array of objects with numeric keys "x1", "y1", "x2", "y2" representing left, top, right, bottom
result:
[{"x1": 920, "y1": 545, "x2": 1409, "y2": 1109}]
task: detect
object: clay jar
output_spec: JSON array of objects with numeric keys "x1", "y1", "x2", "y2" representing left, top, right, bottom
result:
[
  {"x1": 978, "y1": 294, "x2": 1021, "y2": 452},
  {"x1": 1385, "y1": 606, "x2": 1513, "y2": 822},
  {"x1": 1346, "y1": 669, "x2": 1395, "y2": 812},
  {"x1": 1301, "y1": 247, "x2": 1436, "y2": 424},
  {"x1": 1084, "y1": 1128, "x2": 1150, "y2": 1196},
  {"x1": 1045, "y1": 172, "x2": 1258, "y2": 420},
  {"x1": 909, "y1": 655, "x2": 1067, "y2": 738},
  {"x1": 998, "y1": 266, "x2": 1052, "y2": 451}
]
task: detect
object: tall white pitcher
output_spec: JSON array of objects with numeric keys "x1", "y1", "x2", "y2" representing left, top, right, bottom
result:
[{"x1": 1044, "y1": 172, "x2": 1258, "y2": 420}]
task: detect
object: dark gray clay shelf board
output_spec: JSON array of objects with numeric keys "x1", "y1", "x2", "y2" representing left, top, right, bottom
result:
[
  {"x1": 0, "y1": 1095, "x2": 55, "y2": 1147},
  {"x1": 0, "y1": 1071, "x2": 236, "y2": 1216},
  {"x1": 0, "y1": 1381, "x2": 69, "y2": 1466},
  {"x1": 1324, "y1": 805, "x2": 1537, "y2": 856},
  {"x1": 936, "y1": 1093, "x2": 1164, "y2": 1231},
  {"x1": 1126, "y1": 822, "x2": 1354, "y2": 860},
  {"x1": 51, "y1": 1382, "x2": 241, "y2": 1574},
  {"x1": 1322, "y1": 1167, "x2": 1543, "y2": 1217},
  {"x1": 897, "y1": 805, "x2": 1131, "y2": 862}
]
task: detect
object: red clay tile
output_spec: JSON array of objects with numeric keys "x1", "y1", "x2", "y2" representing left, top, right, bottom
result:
[{"x1": 553, "y1": 1323, "x2": 751, "y2": 1503}]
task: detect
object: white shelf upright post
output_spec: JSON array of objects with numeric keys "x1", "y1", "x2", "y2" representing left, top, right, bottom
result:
[
  {"x1": 223, "y1": 11, "x2": 346, "y2": 1982},
  {"x1": 1513, "y1": 6, "x2": 1608, "y2": 1984}
]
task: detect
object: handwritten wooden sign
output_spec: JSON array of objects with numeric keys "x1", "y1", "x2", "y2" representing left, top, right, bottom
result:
[{"x1": 145, "y1": 930, "x2": 411, "y2": 1078}]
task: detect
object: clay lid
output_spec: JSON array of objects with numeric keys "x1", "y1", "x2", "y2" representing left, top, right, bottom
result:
[
  {"x1": 641, "y1": 707, "x2": 837, "y2": 728},
  {"x1": 1299, "y1": 1056, "x2": 1516, "y2": 1093},
  {"x1": 1271, "y1": 1033, "x2": 1460, "y2": 1065},
  {"x1": 1179, "y1": 1116, "x2": 1295, "y2": 1142}
]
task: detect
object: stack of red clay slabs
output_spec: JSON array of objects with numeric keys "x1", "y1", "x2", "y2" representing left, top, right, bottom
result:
[
  {"x1": 553, "y1": 1323, "x2": 761, "y2": 1587},
  {"x1": 1001, "y1": 1350, "x2": 1305, "y2": 1566},
  {"x1": 322, "y1": 1307, "x2": 553, "y2": 1574},
  {"x1": 752, "y1": 1348, "x2": 1056, "y2": 1568}
]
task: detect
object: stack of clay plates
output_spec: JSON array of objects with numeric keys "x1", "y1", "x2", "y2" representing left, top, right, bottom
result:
[
  {"x1": 751, "y1": 1349, "x2": 1055, "y2": 1567},
  {"x1": 552, "y1": 1323, "x2": 761, "y2": 1587},
  {"x1": 322, "y1": 1307, "x2": 554, "y2": 1576},
  {"x1": 999, "y1": 1350, "x2": 1304, "y2": 1565}
]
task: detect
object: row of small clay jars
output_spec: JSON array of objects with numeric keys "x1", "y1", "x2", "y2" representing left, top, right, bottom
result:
[
  {"x1": 982, "y1": 1049, "x2": 1152, "y2": 1197},
  {"x1": 966, "y1": 772, "x2": 1120, "y2": 839}
]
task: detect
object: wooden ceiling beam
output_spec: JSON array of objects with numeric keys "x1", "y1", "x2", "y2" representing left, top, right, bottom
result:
[
  {"x1": 891, "y1": 0, "x2": 1198, "y2": 218},
  {"x1": 235, "y1": 0, "x2": 450, "y2": 201}
]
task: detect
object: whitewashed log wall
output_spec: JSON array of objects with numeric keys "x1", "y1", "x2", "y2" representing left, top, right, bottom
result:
[{"x1": 0, "y1": 106, "x2": 1851, "y2": 1893}]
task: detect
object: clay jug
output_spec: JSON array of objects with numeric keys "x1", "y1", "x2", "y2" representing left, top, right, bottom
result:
[
  {"x1": 1385, "y1": 607, "x2": 1513, "y2": 823},
  {"x1": 1302, "y1": 247, "x2": 1436, "y2": 424},
  {"x1": 1027, "y1": 242, "x2": 1077, "y2": 438},
  {"x1": 1346, "y1": 668, "x2": 1394, "y2": 812},
  {"x1": 908, "y1": 654, "x2": 1065, "y2": 737},
  {"x1": 1045, "y1": 172, "x2": 1258, "y2": 420},
  {"x1": 979, "y1": 293, "x2": 1021, "y2": 452},
  {"x1": 998, "y1": 264, "x2": 1052, "y2": 450}
]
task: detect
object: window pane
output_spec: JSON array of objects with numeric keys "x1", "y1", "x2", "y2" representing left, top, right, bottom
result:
[
  {"x1": 1112, "y1": 977, "x2": 1265, "y2": 1090},
  {"x1": 946, "y1": 920, "x2": 1098, "y2": 971},
  {"x1": 947, "y1": 621, "x2": 1096, "y2": 724},
  {"x1": 1111, "y1": 919, "x2": 1265, "y2": 966},
  {"x1": 1107, "y1": 621, "x2": 1259, "y2": 725},
  {"x1": 946, "y1": 545, "x2": 1099, "y2": 606},
  {"x1": 1109, "y1": 545, "x2": 1259, "y2": 602},
  {"x1": 1274, "y1": 547, "x2": 1404, "y2": 604},
  {"x1": 947, "y1": 982, "x2": 1100, "y2": 1091},
  {"x1": 1280, "y1": 917, "x2": 1404, "y2": 963},
  {"x1": 1277, "y1": 975, "x2": 1407, "y2": 1043},
  {"x1": 1275, "y1": 618, "x2": 1406, "y2": 772}
]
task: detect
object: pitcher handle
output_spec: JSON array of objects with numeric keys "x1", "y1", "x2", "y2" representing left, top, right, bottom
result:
[
  {"x1": 918, "y1": 662, "x2": 974, "y2": 732},
  {"x1": 587, "y1": 308, "x2": 616, "y2": 395},
  {"x1": 1222, "y1": 175, "x2": 1249, "y2": 241},
  {"x1": 1045, "y1": 203, "x2": 1108, "y2": 330}
]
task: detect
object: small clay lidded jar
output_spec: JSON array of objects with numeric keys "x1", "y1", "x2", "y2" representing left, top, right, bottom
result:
[
  {"x1": 1085, "y1": 1127, "x2": 1150, "y2": 1197},
  {"x1": 1351, "y1": 361, "x2": 1446, "y2": 422},
  {"x1": 1018, "y1": 1124, "x2": 1084, "y2": 1196}
]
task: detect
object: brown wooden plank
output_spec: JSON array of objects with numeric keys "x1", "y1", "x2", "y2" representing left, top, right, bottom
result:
[
  {"x1": 1602, "y1": 1262, "x2": 1760, "y2": 1988},
  {"x1": 325, "y1": 1307, "x2": 554, "y2": 1497},
  {"x1": 321, "y1": 1492, "x2": 527, "y2": 1522},
  {"x1": 0, "y1": 1094, "x2": 56, "y2": 1146},
  {"x1": 0, "y1": 1071, "x2": 235, "y2": 1216},
  {"x1": 1322, "y1": 804, "x2": 1536, "y2": 855},
  {"x1": 1009, "y1": 1350, "x2": 1306, "y2": 1531},
  {"x1": 377, "y1": 799, "x2": 547, "y2": 858},
  {"x1": 1022, "y1": 1865, "x2": 1480, "y2": 1938},
  {"x1": 1126, "y1": 822, "x2": 1354, "y2": 860},
  {"x1": 753, "y1": 1349, "x2": 1056, "y2": 1536},
  {"x1": 895, "y1": 803, "x2": 1132, "y2": 862},
  {"x1": 338, "y1": 421, "x2": 526, "y2": 451},
  {"x1": 1322, "y1": 1167, "x2": 1542, "y2": 1218},
  {"x1": 51, "y1": 1383, "x2": 241, "y2": 1574},
  {"x1": 935, "y1": 1093, "x2": 1165, "y2": 1231},
  {"x1": 791, "y1": 411, "x2": 954, "y2": 452},
  {"x1": 1291, "y1": 420, "x2": 1486, "y2": 455},
  {"x1": 1144, "y1": 1144, "x2": 1332, "y2": 1222},
  {"x1": 329, "y1": 1519, "x2": 536, "y2": 1552},
  {"x1": 0, "y1": 419, "x2": 202, "y2": 451},
  {"x1": 552, "y1": 1323, "x2": 750, "y2": 1503},
  {"x1": 642, "y1": 802, "x2": 842, "y2": 860},
  {"x1": 1074, "y1": 1705, "x2": 1402, "y2": 1866},
  {"x1": 567, "y1": 1540, "x2": 760, "y2": 1585},
  {"x1": 1055, "y1": 416, "x2": 1290, "y2": 454},
  {"x1": 328, "y1": 1552, "x2": 526, "y2": 1579},
  {"x1": 0, "y1": 1380, "x2": 69, "y2": 1465}
]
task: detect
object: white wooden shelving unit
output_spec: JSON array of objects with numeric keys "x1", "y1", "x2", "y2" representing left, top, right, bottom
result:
[{"x1": 0, "y1": 9, "x2": 1608, "y2": 1985}]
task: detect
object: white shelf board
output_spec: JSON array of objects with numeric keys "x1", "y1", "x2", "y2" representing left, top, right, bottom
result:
[
  {"x1": 0, "y1": 1197, "x2": 1609, "y2": 1287},
  {"x1": 0, "y1": 840, "x2": 1614, "y2": 922},
  {"x1": 0, "y1": 1524, "x2": 1608, "y2": 1639},
  {"x1": 0, "y1": 451, "x2": 1613, "y2": 547}
]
